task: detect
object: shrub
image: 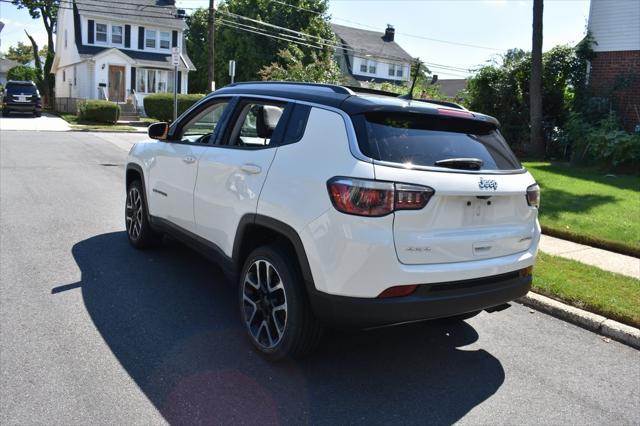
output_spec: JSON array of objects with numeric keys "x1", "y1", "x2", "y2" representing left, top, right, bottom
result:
[
  {"x1": 78, "y1": 100, "x2": 120, "y2": 123},
  {"x1": 143, "y1": 93, "x2": 205, "y2": 122},
  {"x1": 7, "y1": 65, "x2": 38, "y2": 82}
]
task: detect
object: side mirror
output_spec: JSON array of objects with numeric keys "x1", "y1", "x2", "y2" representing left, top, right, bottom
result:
[{"x1": 148, "y1": 122, "x2": 169, "y2": 140}]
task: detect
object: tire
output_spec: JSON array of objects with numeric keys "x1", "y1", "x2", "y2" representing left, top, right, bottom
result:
[
  {"x1": 239, "y1": 244, "x2": 323, "y2": 361},
  {"x1": 34, "y1": 111, "x2": 41, "y2": 117},
  {"x1": 125, "y1": 179, "x2": 162, "y2": 249}
]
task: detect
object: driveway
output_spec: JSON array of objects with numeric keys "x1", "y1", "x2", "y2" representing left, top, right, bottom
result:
[
  {"x1": 1, "y1": 130, "x2": 639, "y2": 425},
  {"x1": 0, "y1": 112, "x2": 71, "y2": 132}
]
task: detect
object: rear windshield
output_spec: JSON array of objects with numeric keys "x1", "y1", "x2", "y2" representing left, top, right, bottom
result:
[
  {"x1": 353, "y1": 112, "x2": 521, "y2": 171},
  {"x1": 6, "y1": 83, "x2": 38, "y2": 95}
]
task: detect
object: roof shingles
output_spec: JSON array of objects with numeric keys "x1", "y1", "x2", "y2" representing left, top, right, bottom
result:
[{"x1": 332, "y1": 23, "x2": 413, "y2": 63}]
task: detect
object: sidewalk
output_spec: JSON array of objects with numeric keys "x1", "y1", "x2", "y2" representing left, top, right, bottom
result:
[{"x1": 539, "y1": 234, "x2": 639, "y2": 279}]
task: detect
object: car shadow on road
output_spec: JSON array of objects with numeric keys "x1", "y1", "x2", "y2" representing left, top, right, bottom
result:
[{"x1": 54, "y1": 231, "x2": 506, "y2": 425}]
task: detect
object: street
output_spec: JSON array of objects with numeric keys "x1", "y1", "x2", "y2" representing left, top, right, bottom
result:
[{"x1": 1, "y1": 129, "x2": 639, "y2": 425}]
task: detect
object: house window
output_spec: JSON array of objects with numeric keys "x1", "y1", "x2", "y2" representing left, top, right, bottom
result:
[
  {"x1": 159, "y1": 31, "x2": 171, "y2": 50},
  {"x1": 389, "y1": 64, "x2": 396, "y2": 77},
  {"x1": 396, "y1": 66, "x2": 403, "y2": 77},
  {"x1": 112, "y1": 25, "x2": 123, "y2": 45},
  {"x1": 136, "y1": 68, "x2": 175, "y2": 93},
  {"x1": 73, "y1": 66, "x2": 77, "y2": 86},
  {"x1": 96, "y1": 23, "x2": 108, "y2": 43},
  {"x1": 368, "y1": 61, "x2": 377, "y2": 74},
  {"x1": 145, "y1": 30, "x2": 157, "y2": 49},
  {"x1": 360, "y1": 62, "x2": 367, "y2": 73},
  {"x1": 62, "y1": 70, "x2": 66, "y2": 82},
  {"x1": 64, "y1": 30, "x2": 68, "y2": 48}
]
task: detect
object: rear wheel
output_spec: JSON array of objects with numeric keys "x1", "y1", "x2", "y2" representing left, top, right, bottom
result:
[
  {"x1": 125, "y1": 180, "x2": 162, "y2": 248},
  {"x1": 239, "y1": 244, "x2": 323, "y2": 361}
]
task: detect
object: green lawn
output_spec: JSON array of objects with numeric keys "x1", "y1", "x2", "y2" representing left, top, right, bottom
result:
[
  {"x1": 59, "y1": 113, "x2": 138, "y2": 132},
  {"x1": 523, "y1": 161, "x2": 640, "y2": 256},
  {"x1": 533, "y1": 252, "x2": 640, "y2": 327}
]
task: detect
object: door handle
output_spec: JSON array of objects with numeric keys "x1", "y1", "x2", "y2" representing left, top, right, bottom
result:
[
  {"x1": 240, "y1": 164, "x2": 262, "y2": 174},
  {"x1": 182, "y1": 155, "x2": 196, "y2": 164}
]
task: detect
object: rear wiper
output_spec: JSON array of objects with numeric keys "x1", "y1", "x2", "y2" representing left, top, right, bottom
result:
[{"x1": 434, "y1": 158, "x2": 484, "y2": 170}]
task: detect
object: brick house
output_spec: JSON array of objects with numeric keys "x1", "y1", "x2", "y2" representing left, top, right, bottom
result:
[{"x1": 586, "y1": 0, "x2": 640, "y2": 131}]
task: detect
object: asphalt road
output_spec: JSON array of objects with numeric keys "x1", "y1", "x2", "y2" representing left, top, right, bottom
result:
[{"x1": 1, "y1": 130, "x2": 639, "y2": 425}]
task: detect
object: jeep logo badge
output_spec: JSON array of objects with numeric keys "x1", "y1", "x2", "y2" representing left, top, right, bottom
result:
[{"x1": 479, "y1": 177, "x2": 498, "y2": 190}]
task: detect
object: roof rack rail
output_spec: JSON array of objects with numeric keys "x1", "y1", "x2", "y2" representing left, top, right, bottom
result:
[{"x1": 225, "y1": 81, "x2": 354, "y2": 95}]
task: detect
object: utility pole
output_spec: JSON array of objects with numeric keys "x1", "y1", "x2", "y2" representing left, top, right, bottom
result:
[{"x1": 208, "y1": 0, "x2": 216, "y2": 92}]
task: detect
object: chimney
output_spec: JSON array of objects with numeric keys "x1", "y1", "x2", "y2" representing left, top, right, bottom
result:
[{"x1": 384, "y1": 25, "x2": 395, "y2": 42}]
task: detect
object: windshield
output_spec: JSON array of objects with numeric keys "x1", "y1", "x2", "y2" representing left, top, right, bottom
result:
[
  {"x1": 353, "y1": 112, "x2": 521, "y2": 171},
  {"x1": 6, "y1": 83, "x2": 38, "y2": 96}
]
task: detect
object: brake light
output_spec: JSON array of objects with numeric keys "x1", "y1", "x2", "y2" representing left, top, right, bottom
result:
[
  {"x1": 437, "y1": 108, "x2": 474, "y2": 119},
  {"x1": 526, "y1": 184, "x2": 540, "y2": 208},
  {"x1": 327, "y1": 178, "x2": 434, "y2": 217}
]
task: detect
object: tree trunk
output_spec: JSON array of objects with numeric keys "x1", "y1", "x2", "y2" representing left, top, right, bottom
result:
[{"x1": 530, "y1": 0, "x2": 545, "y2": 158}]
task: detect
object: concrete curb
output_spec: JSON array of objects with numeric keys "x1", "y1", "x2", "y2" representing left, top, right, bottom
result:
[{"x1": 518, "y1": 292, "x2": 640, "y2": 350}]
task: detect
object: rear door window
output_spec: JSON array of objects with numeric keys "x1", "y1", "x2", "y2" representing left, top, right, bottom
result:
[{"x1": 353, "y1": 112, "x2": 521, "y2": 171}]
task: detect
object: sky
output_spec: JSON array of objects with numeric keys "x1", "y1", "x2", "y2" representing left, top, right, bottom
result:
[{"x1": 0, "y1": 0, "x2": 591, "y2": 78}]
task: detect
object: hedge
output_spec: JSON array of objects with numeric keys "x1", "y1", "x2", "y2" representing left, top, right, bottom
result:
[
  {"x1": 78, "y1": 100, "x2": 120, "y2": 123},
  {"x1": 143, "y1": 93, "x2": 205, "y2": 122},
  {"x1": 7, "y1": 65, "x2": 39, "y2": 82}
]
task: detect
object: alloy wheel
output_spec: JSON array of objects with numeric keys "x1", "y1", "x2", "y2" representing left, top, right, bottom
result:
[
  {"x1": 242, "y1": 260, "x2": 288, "y2": 349},
  {"x1": 125, "y1": 187, "x2": 143, "y2": 240}
]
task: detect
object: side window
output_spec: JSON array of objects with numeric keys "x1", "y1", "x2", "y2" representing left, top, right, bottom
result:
[
  {"x1": 179, "y1": 101, "x2": 229, "y2": 144},
  {"x1": 226, "y1": 101, "x2": 286, "y2": 148}
]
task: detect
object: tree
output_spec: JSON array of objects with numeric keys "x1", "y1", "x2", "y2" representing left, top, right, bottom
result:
[
  {"x1": 530, "y1": 0, "x2": 544, "y2": 157},
  {"x1": 6, "y1": 42, "x2": 34, "y2": 64},
  {"x1": 7, "y1": 65, "x2": 39, "y2": 82},
  {"x1": 185, "y1": 0, "x2": 334, "y2": 91},
  {"x1": 259, "y1": 46, "x2": 342, "y2": 83},
  {"x1": 11, "y1": 0, "x2": 59, "y2": 105}
]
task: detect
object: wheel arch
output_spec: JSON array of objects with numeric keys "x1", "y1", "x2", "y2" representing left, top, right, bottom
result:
[
  {"x1": 125, "y1": 163, "x2": 152, "y2": 221},
  {"x1": 233, "y1": 214, "x2": 317, "y2": 301}
]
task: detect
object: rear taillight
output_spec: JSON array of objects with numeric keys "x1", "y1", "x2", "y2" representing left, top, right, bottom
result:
[
  {"x1": 526, "y1": 184, "x2": 540, "y2": 208},
  {"x1": 327, "y1": 178, "x2": 434, "y2": 217}
]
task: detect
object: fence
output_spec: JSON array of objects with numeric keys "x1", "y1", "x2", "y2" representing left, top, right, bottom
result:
[{"x1": 54, "y1": 97, "x2": 86, "y2": 114}]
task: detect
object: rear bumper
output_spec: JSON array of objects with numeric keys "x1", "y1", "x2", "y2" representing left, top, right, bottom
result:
[
  {"x1": 3, "y1": 102, "x2": 41, "y2": 112},
  {"x1": 309, "y1": 271, "x2": 531, "y2": 329}
]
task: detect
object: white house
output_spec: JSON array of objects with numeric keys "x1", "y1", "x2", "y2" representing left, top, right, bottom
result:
[
  {"x1": 332, "y1": 24, "x2": 413, "y2": 86},
  {"x1": 51, "y1": 0, "x2": 195, "y2": 113}
]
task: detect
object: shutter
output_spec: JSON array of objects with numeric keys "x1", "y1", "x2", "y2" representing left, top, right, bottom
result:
[
  {"x1": 172, "y1": 31, "x2": 178, "y2": 48},
  {"x1": 131, "y1": 67, "x2": 136, "y2": 91},
  {"x1": 124, "y1": 25, "x2": 131, "y2": 48},
  {"x1": 177, "y1": 71, "x2": 182, "y2": 93},
  {"x1": 88, "y1": 20, "x2": 95, "y2": 44},
  {"x1": 138, "y1": 27, "x2": 145, "y2": 50}
]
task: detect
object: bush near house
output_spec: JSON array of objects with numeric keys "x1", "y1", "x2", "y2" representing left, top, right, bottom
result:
[
  {"x1": 143, "y1": 93, "x2": 205, "y2": 122},
  {"x1": 78, "y1": 100, "x2": 120, "y2": 124},
  {"x1": 7, "y1": 65, "x2": 38, "y2": 82}
]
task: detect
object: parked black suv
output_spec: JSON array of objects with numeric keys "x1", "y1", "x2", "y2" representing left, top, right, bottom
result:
[{"x1": 2, "y1": 80, "x2": 42, "y2": 117}]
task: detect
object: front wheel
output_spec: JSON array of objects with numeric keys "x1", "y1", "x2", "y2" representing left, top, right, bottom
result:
[
  {"x1": 239, "y1": 244, "x2": 323, "y2": 361},
  {"x1": 125, "y1": 180, "x2": 162, "y2": 248}
]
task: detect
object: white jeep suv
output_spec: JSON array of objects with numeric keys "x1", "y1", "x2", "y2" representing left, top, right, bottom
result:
[{"x1": 125, "y1": 82, "x2": 540, "y2": 360}]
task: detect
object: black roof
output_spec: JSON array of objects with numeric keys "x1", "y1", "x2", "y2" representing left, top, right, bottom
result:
[
  {"x1": 332, "y1": 23, "x2": 413, "y2": 63},
  {"x1": 212, "y1": 82, "x2": 498, "y2": 126}
]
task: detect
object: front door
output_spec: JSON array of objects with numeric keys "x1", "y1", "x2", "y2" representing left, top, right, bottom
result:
[{"x1": 108, "y1": 65, "x2": 125, "y2": 102}]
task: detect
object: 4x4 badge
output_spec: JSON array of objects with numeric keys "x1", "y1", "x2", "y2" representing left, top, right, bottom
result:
[{"x1": 479, "y1": 177, "x2": 498, "y2": 190}]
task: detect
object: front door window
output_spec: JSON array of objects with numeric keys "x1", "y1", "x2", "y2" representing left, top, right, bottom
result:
[{"x1": 108, "y1": 66, "x2": 125, "y2": 102}]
